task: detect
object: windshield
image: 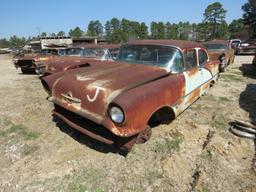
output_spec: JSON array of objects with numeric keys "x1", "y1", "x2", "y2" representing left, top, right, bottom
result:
[
  {"x1": 58, "y1": 49, "x2": 66, "y2": 56},
  {"x1": 116, "y1": 44, "x2": 182, "y2": 69},
  {"x1": 41, "y1": 49, "x2": 58, "y2": 55},
  {"x1": 203, "y1": 44, "x2": 227, "y2": 50},
  {"x1": 83, "y1": 48, "x2": 106, "y2": 59},
  {"x1": 66, "y1": 48, "x2": 83, "y2": 56}
]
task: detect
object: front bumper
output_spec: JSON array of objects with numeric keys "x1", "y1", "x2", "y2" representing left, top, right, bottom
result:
[{"x1": 53, "y1": 104, "x2": 136, "y2": 150}]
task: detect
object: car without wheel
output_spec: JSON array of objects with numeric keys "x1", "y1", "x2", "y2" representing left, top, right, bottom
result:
[
  {"x1": 203, "y1": 40, "x2": 235, "y2": 72},
  {"x1": 41, "y1": 40, "x2": 220, "y2": 152}
]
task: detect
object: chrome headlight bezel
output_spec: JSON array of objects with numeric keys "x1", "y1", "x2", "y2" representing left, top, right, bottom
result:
[{"x1": 108, "y1": 105, "x2": 125, "y2": 124}]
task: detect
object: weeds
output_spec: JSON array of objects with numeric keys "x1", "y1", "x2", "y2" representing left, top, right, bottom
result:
[
  {"x1": 154, "y1": 137, "x2": 183, "y2": 154},
  {"x1": 201, "y1": 187, "x2": 210, "y2": 192},
  {"x1": 221, "y1": 74, "x2": 243, "y2": 81},
  {"x1": 218, "y1": 96, "x2": 229, "y2": 102},
  {"x1": 67, "y1": 183, "x2": 87, "y2": 192},
  {"x1": 56, "y1": 168, "x2": 106, "y2": 192},
  {"x1": 22, "y1": 144, "x2": 40, "y2": 156},
  {"x1": 0, "y1": 121, "x2": 39, "y2": 140}
]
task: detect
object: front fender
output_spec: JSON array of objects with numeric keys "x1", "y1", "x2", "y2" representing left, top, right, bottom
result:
[{"x1": 101, "y1": 73, "x2": 185, "y2": 137}]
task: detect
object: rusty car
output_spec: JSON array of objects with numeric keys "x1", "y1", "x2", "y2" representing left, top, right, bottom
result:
[
  {"x1": 236, "y1": 39, "x2": 256, "y2": 55},
  {"x1": 41, "y1": 40, "x2": 220, "y2": 152},
  {"x1": 203, "y1": 40, "x2": 235, "y2": 72},
  {"x1": 38, "y1": 44, "x2": 120, "y2": 76},
  {"x1": 13, "y1": 47, "x2": 67, "y2": 74}
]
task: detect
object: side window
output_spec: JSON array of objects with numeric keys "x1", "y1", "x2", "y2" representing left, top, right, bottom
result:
[
  {"x1": 198, "y1": 50, "x2": 208, "y2": 66},
  {"x1": 185, "y1": 50, "x2": 197, "y2": 69},
  {"x1": 169, "y1": 50, "x2": 184, "y2": 73}
]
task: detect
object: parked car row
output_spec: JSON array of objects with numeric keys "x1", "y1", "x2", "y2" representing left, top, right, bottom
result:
[
  {"x1": 14, "y1": 39, "x2": 235, "y2": 152},
  {"x1": 228, "y1": 38, "x2": 256, "y2": 55},
  {"x1": 203, "y1": 40, "x2": 235, "y2": 72}
]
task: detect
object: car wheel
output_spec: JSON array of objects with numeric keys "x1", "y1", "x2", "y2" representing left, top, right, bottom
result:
[{"x1": 136, "y1": 125, "x2": 152, "y2": 144}]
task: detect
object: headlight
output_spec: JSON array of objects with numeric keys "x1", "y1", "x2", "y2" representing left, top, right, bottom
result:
[{"x1": 109, "y1": 106, "x2": 124, "y2": 124}]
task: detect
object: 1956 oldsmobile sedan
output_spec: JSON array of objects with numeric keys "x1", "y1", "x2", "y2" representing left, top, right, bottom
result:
[{"x1": 41, "y1": 40, "x2": 220, "y2": 152}]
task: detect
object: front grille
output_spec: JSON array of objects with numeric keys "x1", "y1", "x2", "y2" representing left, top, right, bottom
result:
[
  {"x1": 53, "y1": 104, "x2": 118, "y2": 142},
  {"x1": 17, "y1": 60, "x2": 34, "y2": 67}
]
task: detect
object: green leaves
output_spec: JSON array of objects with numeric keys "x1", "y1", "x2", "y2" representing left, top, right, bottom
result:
[{"x1": 242, "y1": 0, "x2": 256, "y2": 37}]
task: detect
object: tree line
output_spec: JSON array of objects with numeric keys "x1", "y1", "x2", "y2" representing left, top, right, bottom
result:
[{"x1": 0, "y1": 1, "x2": 255, "y2": 48}]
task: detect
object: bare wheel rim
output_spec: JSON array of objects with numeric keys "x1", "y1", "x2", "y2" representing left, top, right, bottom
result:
[
  {"x1": 136, "y1": 125, "x2": 152, "y2": 144},
  {"x1": 230, "y1": 125, "x2": 256, "y2": 139}
]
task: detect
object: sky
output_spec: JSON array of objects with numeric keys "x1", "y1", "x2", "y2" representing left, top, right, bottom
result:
[{"x1": 0, "y1": 0, "x2": 247, "y2": 38}]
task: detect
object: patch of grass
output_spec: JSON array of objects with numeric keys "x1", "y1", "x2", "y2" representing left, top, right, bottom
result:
[
  {"x1": 67, "y1": 183, "x2": 87, "y2": 192},
  {"x1": 200, "y1": 187, "x2": 210, "y2": 192},
  {"x1": 221, "y1": 74, "x2": 243, "y2": 81},
  {"x1": 218, "y1": 96, "x2": 230, "y2": 102},
  {"x1": 95, "y1": 188, "x2": 105, "y2": 192},
  {"x1": 201, "y1": 149, "x2": 213, "y2": 160},
  {"x1": 21, "y1": 144, "x2": 40, "y2": 156},
  {"x1": 211, "y1": 119, "x2": 226, "y2": 130},
  {"x1": 55, "y1": 168, "x2": 106, "y2": 192},
  {"x1": 231, "y1": 70, "x2": 242, "y2": 75},
  {"x1": 0, "y1": 123, "x2": 39, "y2": 140},
  {"x1": 153, "y1": 137, "x2": 183, "y2": 154}
]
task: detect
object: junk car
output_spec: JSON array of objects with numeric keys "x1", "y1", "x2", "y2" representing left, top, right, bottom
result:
[
  {"x1": 13, "y1": 47, "x2": 66, "y2": 74},
  {"x1": 38, "y1": 44, "x2": 119, "y2": 76},
  {"x1": 41, "y1": 40, "x2": 220, "y2": 151},
  {"x1": 236, "y1": 39, "x2": 256, "y2": 55},
  {"x1": 203, "y1": 40, "x2": 235, "y2": 72}
]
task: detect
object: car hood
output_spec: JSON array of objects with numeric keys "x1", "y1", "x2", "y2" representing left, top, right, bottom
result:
[
  {"x1": 51, "y1": 62, "x2": 169, "y2": 123},
  {"x1": 47, "y1": 57, "x2": 97, "y2": 73},
  {"x1": 15, "y1": 54, "x2": 38, "y2": 60}
]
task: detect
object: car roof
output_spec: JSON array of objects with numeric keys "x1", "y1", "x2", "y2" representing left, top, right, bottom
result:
[
  {"x1": 124, "y1": 40, "x2": 205, "y2": 50},
  {"x1": 71, "y1": 44, "x2": 120, "y2": 49},
  {"x1": 203, "y1": 40, "x2": 228, "y2": 45}
]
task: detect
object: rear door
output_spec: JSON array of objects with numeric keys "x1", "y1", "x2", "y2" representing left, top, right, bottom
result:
[
  {"x1": 183, "y1": 49, "x2": 202, "y2": 95},
  {"x1": 198, "y1": 48, "x2": 213, "y2": 85}
]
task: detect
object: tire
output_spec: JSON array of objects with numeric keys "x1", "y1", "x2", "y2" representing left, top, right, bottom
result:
[{"x1": 230, "y1": 125, "x2": 255, "y2": 139}]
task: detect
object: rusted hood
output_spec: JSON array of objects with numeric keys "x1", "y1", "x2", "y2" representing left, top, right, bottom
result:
[
  {"x1": 51, "y1": 62, "x2": 169, "y2": 123},
  {"x1": 47, "y1": 57, "x2": 97, "y2": 73},
  {"x1": 207, "y1": 50, "x2": 225, "y2": 60},
  {"x1": 15, "y1": 54, "x2": 38, "y2": 60}
]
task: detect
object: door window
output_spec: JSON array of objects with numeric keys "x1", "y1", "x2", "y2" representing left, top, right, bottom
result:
[
  {"x1": 198, "y1": 50, "x2": 208, "y2": 66},
  {"x1": 184, "y1": 50, "x2": 197, "y2": 69}
]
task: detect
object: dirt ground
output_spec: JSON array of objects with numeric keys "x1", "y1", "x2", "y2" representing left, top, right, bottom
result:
[{"x1": 0, "y1": 54, "x2": 256, "y2": 192}]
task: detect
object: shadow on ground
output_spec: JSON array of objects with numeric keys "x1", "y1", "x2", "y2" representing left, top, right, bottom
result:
[
  {"x1": 239, "y1": 83, "x2": 256, "y2": 123},
  {"x1": 239, "y1": 63, "x2": 256, "y2": 79},
  {"x1": 52, "y1": 116, "x2": 129, "y2": 156}
]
